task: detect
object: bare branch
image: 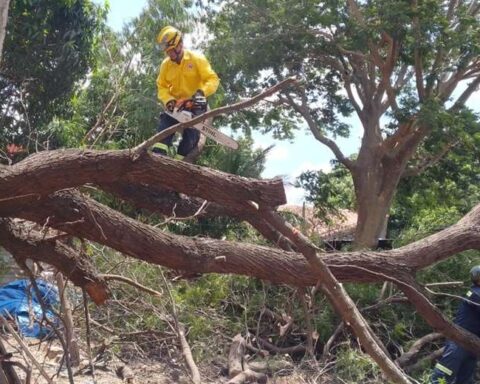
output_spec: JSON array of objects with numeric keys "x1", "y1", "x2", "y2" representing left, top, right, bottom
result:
[
  {"x1": 281, "y1": 90, "x2": 355, "y2": 171},
  {"x1": 0, "y1": 316, "x2": 53, "y2": 384},
  {"x1": 395, "y1": 333, "x2": 443, "y2": 367},
  {"x1": 101, "y1": 274, "x2": 163, "y2": 298},
  {"x1": 403, "y1": 140, "x2": 459, "y2": 178},
  {"x1": 450, "y1": 74, "x2": 480, "y2": 111}
]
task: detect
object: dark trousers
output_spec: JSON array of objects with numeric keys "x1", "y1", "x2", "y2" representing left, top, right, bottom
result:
[
  {"x1": 155, "y1": 110, "x2": 201, "y2": 157},
  {"x1": 431, "y1": 341, "x2": 477, "y2": 384}
]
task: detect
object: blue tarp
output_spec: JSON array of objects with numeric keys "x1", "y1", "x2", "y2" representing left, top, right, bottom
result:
[{"x1": 0, "y1": 279, "x2": 59, "y2": 338}]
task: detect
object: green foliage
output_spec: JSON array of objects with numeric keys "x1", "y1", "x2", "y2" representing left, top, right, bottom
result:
[
  {"x1": 203, "y1": 0, "x2": 354, "y2": 137},
  {"x1": 174, "y1": 274, "x2": 231, "y2": 308},
  {"x1": 296, "y1": 160, "x2": 356, "y2": 223},
  {"x1": 1, "y1": 0, "x2": 106, "y2": 153},
  {"x1": 313, "y1": 304, "x2": 335, "y2": 343},
  {"x1": 345, "y1": 283, "x2": 381, "y2": 307},
  {"x1": 394, "y1": 206, "x2": 461, "y2": 246},
  {"x1": 335, "y1": 347, "x2": 381, "y2": 383},
  {"x1": 204, "y1": 0, "x2": 480, "y2": 249},
  {"x1": 203, "y1": 0, "x2": 480, "y2": 140},
  {"x1": 392, "y1": 321, "x2": 408, "y2": 342},
  {"x1": 390, "y1": 128, "x2": 480, "y2": 238},
  {"x1": 198, "y1": 136, "x2": 268, "y2": 178}
]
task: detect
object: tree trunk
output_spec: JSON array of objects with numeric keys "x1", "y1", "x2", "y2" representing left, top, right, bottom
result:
[
  {"x1": 3, "y1": 147, "x2": 480, "y2": 381},
  {"x1": 0, "y1": 0, "x2": 9, "y2": 62},
  {"x1": 353, "y1": 146, "x2": 405, "y2": 249}
]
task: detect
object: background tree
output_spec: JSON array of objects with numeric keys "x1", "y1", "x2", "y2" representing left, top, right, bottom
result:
[
  {"x1": 0, "y1": 0, "x2": 105, "y2": 155},
  {"x1": 0, "y1": 0, "x2": 9, "y2": 60},
  {"x1": 203, "y1": 0, "x2": 480, "y2": 248}
]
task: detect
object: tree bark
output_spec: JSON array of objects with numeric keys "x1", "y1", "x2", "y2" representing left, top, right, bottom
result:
[
  {"x1": 3, "y1": 189, "x2": 480, "y2": 359},
  {"x1": 0, "y1": 219, "x2": 109, "y2": 304},
  {"x1": 0, "y1": 149, "x2": 286, "y2": 209},
  {"x1": 3, "y1": 148, "x2": 480, "y2": 381},
  {"x1": 0, "y1": 0, "x2": 9, "y2": 62},
  {"x1": 352, "y1": 142, "x2": 407, "y2": 249}
]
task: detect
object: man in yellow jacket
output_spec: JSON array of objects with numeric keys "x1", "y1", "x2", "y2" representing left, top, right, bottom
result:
[{"x1": 153, "y1": 25, "x2": 220, "y2": 160}]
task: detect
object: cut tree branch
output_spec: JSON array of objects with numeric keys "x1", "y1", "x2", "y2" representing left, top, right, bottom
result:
[{"x1": 0, "y1": 218, "x2": 109, "y2": 304}]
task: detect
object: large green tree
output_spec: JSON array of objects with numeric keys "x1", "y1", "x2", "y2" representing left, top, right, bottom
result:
[
  {"x1": 204, "y1": 0, "x2": 480, "y2": 248},
  {"x1": 0, "y1": 0, "x2": 105, "y2": 154}
]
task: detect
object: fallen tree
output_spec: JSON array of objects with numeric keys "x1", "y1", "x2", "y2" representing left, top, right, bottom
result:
[
  {"x1": 1, "y1": 142, "x2": 480, "y2": 383},
  {"x1": 0, "y1": 75, "x2": 477, "y2": 384}
]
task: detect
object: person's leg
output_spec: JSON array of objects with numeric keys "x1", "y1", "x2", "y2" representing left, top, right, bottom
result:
[
  {"x1": 177, "y1": 127, "x2": 200, "y2": 158},
  {"x1": 151, "y1": 113, "x2": 178, "y2": 155},
  {"x1": 176, "y1": 105, "x2": 205, "y2": 158},
  {"x1": 455, "y1": 356, "x2": 477, "y2": 384},
  {"x1": 430, "y1": 342, "x2": 466, "y2": 384}
]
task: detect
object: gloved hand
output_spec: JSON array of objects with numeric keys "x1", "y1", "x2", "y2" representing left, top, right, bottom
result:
[
  {"x1": 166, "y1": 99, "x2": 176, "y2": 112},
  {"x1": 192, "y1": 89, "x2": 207, "y2": 107}
]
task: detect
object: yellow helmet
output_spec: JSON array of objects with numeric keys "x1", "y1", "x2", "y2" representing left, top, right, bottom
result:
[{"x1": 157, "y1": 26, "x2": 182, "y2": 52}]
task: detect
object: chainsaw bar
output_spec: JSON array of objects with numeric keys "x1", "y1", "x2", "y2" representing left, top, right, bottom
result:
[{"x1": 166, "y1": 110, "x2": 239, "y2": 150}]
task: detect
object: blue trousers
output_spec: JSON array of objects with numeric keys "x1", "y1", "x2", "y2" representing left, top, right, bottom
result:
[
  {"x1": 430, "y1": 341, "x2": 477, "y2": 384},
  {"x1": 155, "y1": 112, "x2": 200, "y2": 157}
]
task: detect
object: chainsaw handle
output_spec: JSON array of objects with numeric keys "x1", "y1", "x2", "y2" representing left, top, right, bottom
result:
[{"x1": 175, "y1": 99, "x2": 194, "y2": 111}]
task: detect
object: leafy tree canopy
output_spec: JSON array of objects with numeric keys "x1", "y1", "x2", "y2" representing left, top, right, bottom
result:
[
  {"x1": 0, "y1": 0, "x2": 106, "y2": 154},
  {"x1": 203, "y1": 0, "x2": 480, "y2": 248}
]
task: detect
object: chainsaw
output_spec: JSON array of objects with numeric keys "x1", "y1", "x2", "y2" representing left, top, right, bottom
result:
[{"x1": 165, "y1": 99, "x2": 239, "y2": 150}]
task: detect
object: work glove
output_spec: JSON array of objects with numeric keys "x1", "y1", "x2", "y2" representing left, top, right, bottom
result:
[{"x1": 165, "y1": 99, "x2": 176, "y2": 112}]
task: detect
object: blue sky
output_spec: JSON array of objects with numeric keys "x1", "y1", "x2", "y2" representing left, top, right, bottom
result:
[
  {"x1": 95, "y1": 0, "x2": 146, "y2": 30},
  {"x1": 93, "y1": 1, "x2": 479, "y2": 205}
]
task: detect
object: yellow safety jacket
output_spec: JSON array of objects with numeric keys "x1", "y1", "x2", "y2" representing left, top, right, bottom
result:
[{"x1": 156, "y1": 49, "x2": 220, "y2": 106}]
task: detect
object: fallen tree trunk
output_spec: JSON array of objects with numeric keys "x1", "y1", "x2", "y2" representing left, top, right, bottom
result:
[
  {"x1": 0, "y1": 218, "x2": 109, "y2": 304},
  {"x1": 3, "y1": 190, "x2": 480, "y2": 358},
  {"x1": 3, "y1": 190, "x2": 480, "y2": 285},
  {"x1": 0, "y1": 149, "x2": 286, "y2": 209},
  {"x1": 2, "y1": 146, "x2": 480, "y2": 381}
]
